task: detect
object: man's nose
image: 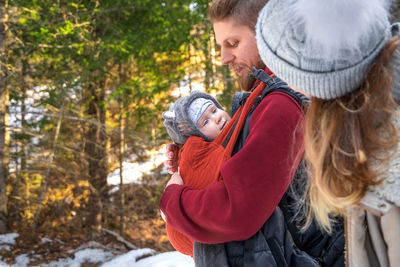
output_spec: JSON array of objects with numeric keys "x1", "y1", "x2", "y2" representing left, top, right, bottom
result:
[{"x1": 220, "y1": 48, "x2": 234, "y2": 65}]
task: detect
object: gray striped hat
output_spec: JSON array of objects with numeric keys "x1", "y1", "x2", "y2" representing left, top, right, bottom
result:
[{"x1": 162, "y1": 91, "x2": 223, "y2": 146}]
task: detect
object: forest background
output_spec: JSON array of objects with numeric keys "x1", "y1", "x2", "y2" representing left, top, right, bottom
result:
[{"x1": 0, "y1": 0, "x2": 399, "y2": 265}]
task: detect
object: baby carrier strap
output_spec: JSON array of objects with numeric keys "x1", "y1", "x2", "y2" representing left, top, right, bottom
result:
[
  {"x1": 231, "y1": 91, "x2": 250, "y2": 116},
  {"x1": 214, "y1": 73, "x2": 270, "y2": 157},
  {"x1": 221, "y1": 67, "x2": 306, "y2": 151},
  {"x1": 227, "y1": 68, "x2": 308, "y2": 154},
  {"x1": 232, "y1": 67, "x2": 308, "y2": 119}
]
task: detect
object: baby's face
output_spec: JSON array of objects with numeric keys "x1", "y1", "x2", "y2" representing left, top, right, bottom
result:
[{"x1": 196, "y1": 104, "x2": 231, "y2": 140}]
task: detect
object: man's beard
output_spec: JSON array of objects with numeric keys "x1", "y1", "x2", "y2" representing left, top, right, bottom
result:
[{"x1": 233, "y1": 60, "x2": 266, "y2": 91}]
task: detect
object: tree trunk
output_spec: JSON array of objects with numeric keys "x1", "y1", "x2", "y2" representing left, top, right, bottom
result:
[
  {"x1": 83, "y1": 76, "x2": 108, "y2": 237},
  {"x1": 20, "y1": 60, "x2": 28, "y2": 223},
  {"x1": 204, "y1": 34, "x2": 215, "y2": 92},
  {"x1": 118, "y1": 64, "x2": 125, "y2": 236},
  {"x1": 188, "y1": 43, "x2": 193, "y2": 92},
  {"x1": 32, "y1": 103, "x2": 64, "y2": 229},
  {"x1": 118, "y1": 98, "x2": 125, "y2": 236},
  {"x1": 0, "y1": 0, "x2": 9, "y2": 233},
  {"x1": 14, "y1": 60, "x2": 28, "y2": 225}
]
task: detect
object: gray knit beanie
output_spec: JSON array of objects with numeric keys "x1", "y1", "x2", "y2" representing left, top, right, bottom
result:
[
  {"x1": 256, "y1": 0, "x2": 397, "y2": 100},
  {"x1": 188, "y1": 98, "x2": 213, "y2": 125},
  {"x1": 162, "y1": 91, "x2": 223, "y2": 146}
]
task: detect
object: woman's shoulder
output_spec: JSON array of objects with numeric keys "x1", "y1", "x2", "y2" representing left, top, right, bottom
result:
[
  {"x1": 363, "y1": 113, "x2": 400, "y2": 214},
  {"x1": 362, "y1": 177, "x2": 400, "y2": 215}
]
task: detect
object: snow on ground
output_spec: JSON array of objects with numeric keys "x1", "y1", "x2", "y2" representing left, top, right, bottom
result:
[
  {"x1": 48, "y1": 248, "x2": 114, "y2": 267},
  {"x1": 0, "y1": 233, "x2": 19, "y2": 244},
  {"x1": 125, "y1": 251, "x2": 194, "y2": 267},
  {"x1": 14, "y1": 254, "x2": 30, "y2": 267},
  {"x1": 0, "y1": 233, "x2": 194, "y2": 267},
  {"x1": 107, "y1": 147, "x2": 168, "y2": 186},
  {"x1": 0, "y1": 233, "x2": 19, "y2": 254},
  {"x1": 101, "y1": 249, "x2": 194, "y2": 267}
]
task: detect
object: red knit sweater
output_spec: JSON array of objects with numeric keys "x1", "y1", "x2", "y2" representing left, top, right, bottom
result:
[{"x1": 159, "y1": 90, "x2": 304, "y2": 244}]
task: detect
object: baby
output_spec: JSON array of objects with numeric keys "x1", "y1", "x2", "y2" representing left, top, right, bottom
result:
[
  {"x1": 161, "y1": 90, "x2": 231, "y2": 256},
  {"x1": 163, "y1": 90, "x2": 231, "y2": 146}
]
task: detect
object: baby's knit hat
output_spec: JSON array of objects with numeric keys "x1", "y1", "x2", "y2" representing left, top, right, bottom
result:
[
  {"x1": 188, "y1": 98, "x2": 214, "y2": 126},
  {"x1": 162, "y1": 91, "x2": 223, "y2": 146},
  {"x1": 256, "y1": 0, "x2": 398, "y2": 100}
]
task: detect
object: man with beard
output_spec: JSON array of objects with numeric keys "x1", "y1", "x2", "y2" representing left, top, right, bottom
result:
[
  {"x1": 161, "y1": 0, "x2": 344, "y2": 266},
  {"x1": 213, "y1": 11, "x2": 266, "y2": 91}
]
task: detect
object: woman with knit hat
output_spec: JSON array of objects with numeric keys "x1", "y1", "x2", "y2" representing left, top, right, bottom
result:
[{"x1": 256, "y1": 0, "x2": 400, "y2": 266}]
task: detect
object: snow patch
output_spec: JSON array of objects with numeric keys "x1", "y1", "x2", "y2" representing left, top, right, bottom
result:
[
  {"x1": 0, "y1": 233, "x2": 19, "y2": 245},
  {"x1": 100, "y1": 248, "x2": 155, "y2": 266},
  {"x1": 49, "y1": 248, "x2": 113, "y2": 267},
  {"x1": 101, "y1": 250, "x2": 194, "y2": 267},
  {"x1": 40, "y1": 237, "x2": 53, "y2": 244},
  {"x1": 14, "y1": 254, "x2": 30, "y2": 267},
  {"x1": 107, "y1": 148, "x2": 167, "y2": 186},
  {"x1": 135, "y1": 251, "x2": 194, "y2": 267},
  {"x1": 0, "y1": 245, "x2": 10, "y2": 251}
]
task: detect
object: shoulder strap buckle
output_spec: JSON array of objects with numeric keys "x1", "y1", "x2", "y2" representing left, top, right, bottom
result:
[{"x1": 248, "y1": 66, "x2": 275, "y2": 87}]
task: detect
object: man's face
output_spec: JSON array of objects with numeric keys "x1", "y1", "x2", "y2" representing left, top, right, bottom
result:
[
  {"x1": 213, "y1": 18, "x2": 265, "y2": 90},
  {"x1": 196, "y1": 104, "x2": 231, "y2": 140}
]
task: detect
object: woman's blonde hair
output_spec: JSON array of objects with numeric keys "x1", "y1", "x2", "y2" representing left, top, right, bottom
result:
[{"x1": 303, "y1": 36, "x2": 400, "y2": 232}]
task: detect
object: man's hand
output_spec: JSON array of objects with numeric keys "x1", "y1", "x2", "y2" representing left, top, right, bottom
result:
[
  {"x1": 166, "y1": 171, "x2": 184, "y2": 188},
  {"x1": 164, "y1": 143, "x2": 179, "y2": 174},
  {"x1": 161, "y1": 170, "x2": 183, "y2": 223}
]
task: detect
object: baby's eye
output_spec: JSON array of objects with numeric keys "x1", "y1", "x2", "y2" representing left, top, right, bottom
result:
[
  {"x1": 212, "y1": 108, "x2": 217, "y2": 113},
  {"x1": 203, "y1": 119, "x2": 209, "y2": 126}
]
